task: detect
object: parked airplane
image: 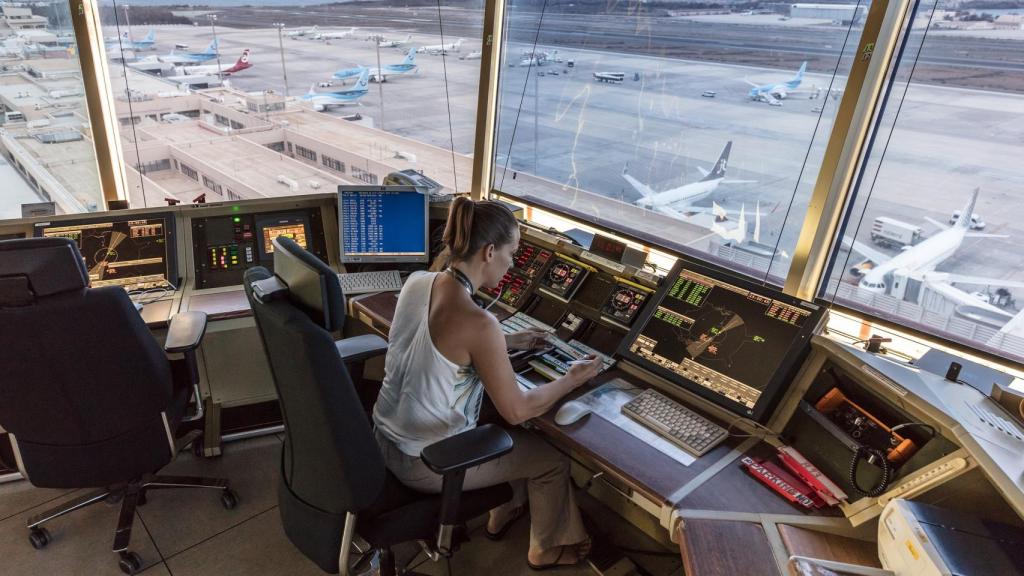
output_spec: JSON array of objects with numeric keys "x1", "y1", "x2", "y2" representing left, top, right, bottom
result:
[
  {"x1": 593, "y1": 72, "x2": 625, "y2": 83},
  {"x1": 335, "y1": 49, "x2": 417, "y2": 83},
  {"x1": 106, "y1": 30, "x2": 156, "y2": 51},
  {"x1": 745, "y1": 61, "x2": 807, "y2": 106},
  {"x1": 304, "y1": 69, "x2": 370, "y2": 111},
  {"x1": 518, "y1": 50, "x2": 558, "y2": 67},
  {"x1": 159, "y1": 38, "x2": 219, "y2": 65},
  {"x1": 315, "y1": 27, "x2": 358, "y2": 41},
  {"x1": 287, "y1": 26, "x2": 318, "y2": 38},
  {"x1": 378, "y1": 34, "x2": 413, "y2": 49},
  {"x1": 417, "y1": 38, "x2": 462, "y2": 54},
  {"x1": 845, "y1": 188, "x2": 1024, "y2": 317},
  {"x1": 460, "y1": 51, "x2": 483, "y2": 61},
  {"x1": 176, "y1": 49, "x2": 251, "y2": 77},
  {"x1": 622, "y1": 141, "x2": 754, "y2": 219}
]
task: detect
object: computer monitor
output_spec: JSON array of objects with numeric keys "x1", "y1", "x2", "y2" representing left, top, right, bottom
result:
[
  {"x1": 255, "y1": 212, "x2": 311, "y2": 263},
  {"x1": 618, "y1": 259, "x2": 825, "y2": 422},
  {"x1": 33, "y1": 213, "x2": 176, "y2": 290},
  {"x1": 338, "y1": 185, "x2": 429, "y2": 264}
]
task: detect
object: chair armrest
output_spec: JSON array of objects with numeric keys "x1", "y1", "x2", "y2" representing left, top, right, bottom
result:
[
  {"x1": 334, "y1": 333, "x2": 388, "y2": 364},
  {"x1": 420, "y1": 424, "x2": 513, "y2": 475},
  {"x1": 165, "y1": 311, "x2": 208, "y2": 353},
  {"x1": 421, "y1": 424, "x2": 514, "y2": 556}
]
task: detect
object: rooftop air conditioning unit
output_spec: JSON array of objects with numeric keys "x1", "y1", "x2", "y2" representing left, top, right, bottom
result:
[{"x1": 277, "y1": 174, "x2": 299, "y2": 192}]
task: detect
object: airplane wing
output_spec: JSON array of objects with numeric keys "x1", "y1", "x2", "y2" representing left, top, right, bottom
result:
[
  {"x1": 721, "y1": 178, "x2": 757, "y2": 185},
  {"x1": 966, "y1": 232, "x2": 1009, "y2": 239},
  {"x1": 921, "y1": 280, "x2": 1014, "y2": 320},
  {"x1": 653, "y1": 204, "x2": 690, "y2": 221},
  {"x1": 761, "y1": 92, "x2": 779, "y2": 105},
  {"x1": 621, "y1": 169, "x2": 657, "y2": 200},
  {"x1": 923, "y1": 216, "x2": 948, "y2": 231},
  {"x1": 923, "y1": 272, "x2": 1024, "y2": 289},
  {"x1": 841, "y1": 236, "x2": 890, "y2": 265},
  {"x1": 696, "y1": 166, "x2": 709, "y2": 178},
  {"x1": 743, "y1": 78, "x2": 759, "y2": 87}
]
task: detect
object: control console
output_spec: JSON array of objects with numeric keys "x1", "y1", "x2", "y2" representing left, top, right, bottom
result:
[{"x1": 191, "y1": 208, "x2": 327, "y2": 289}]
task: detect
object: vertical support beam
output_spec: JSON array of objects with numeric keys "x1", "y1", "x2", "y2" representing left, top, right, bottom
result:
[
  {"x1": 70, "y1": 0, "x2": 128, "y2": 207},
  {"x1": 784, "y1": 0, "x2": 915, "y2": 300},
  {"x1": 470, "y1": 0, "x2": 507, "y2": 201}
]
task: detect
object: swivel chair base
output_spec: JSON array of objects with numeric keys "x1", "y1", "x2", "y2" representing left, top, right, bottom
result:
[{"x1": 26, "y1": 473, "x2": 238, "y2": 575}]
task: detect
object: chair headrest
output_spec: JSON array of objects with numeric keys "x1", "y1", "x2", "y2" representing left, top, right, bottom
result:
[
  {"x1": 272, "y1": 236, "x2": 345, "y2": 331},
  {"x1": 0, "y1": 238, "x2": 89, "y2": 306}
]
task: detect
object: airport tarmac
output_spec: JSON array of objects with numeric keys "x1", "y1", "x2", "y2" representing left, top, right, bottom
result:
[{"x1": 110, "y1": 23, "x2": 1024, "y2": 340}]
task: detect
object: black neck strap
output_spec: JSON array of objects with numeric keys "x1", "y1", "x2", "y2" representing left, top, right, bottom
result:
[{"x1": 447, "y1": 267, "x2": 474, "y2": 296}]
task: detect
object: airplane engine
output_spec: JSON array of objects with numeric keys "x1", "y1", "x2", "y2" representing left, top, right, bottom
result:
[
  {"x1": 772, "y1": 88, "x2": 788, "y2": 100},
  {"x1": 314, "y1": 104, "x2": 325, "y2": 112},
  {"x1": 848, "y1": 259, "x2": 874, "y2": 277}
]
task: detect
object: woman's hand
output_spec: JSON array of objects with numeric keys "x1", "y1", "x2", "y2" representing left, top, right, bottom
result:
[
  {"x1": 505, "y1": 328, "x2": 550, "y2": 351},
  {"x1": 564, "y1": 355, "x2": 602, "y2": 387}
]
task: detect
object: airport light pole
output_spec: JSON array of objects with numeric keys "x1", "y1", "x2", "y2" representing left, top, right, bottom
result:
[
  {"x1": 375, "y1": 40, "x2": 384, "y2": 130},
  {"x1": 123, "y1": 4, "x2": 133, "y2": 48},
  {"x1": 208, "y1": 14, "x2": 222, "y2": 78},
  {"x1": 273, "y1": 23, "x2": 290, "y2": 98}
]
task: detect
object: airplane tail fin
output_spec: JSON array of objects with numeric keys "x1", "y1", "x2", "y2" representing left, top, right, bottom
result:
[
  {"x1": 143, "y1": 30, "x2": 155, "y2": 43},
  {"x1": 307, "y1": 84, "x2": 317, "y2": 97},
  {"x1": 205, "y1": 37, "x2": 218, "y2": 55},
  {"x1": 789, "y1": 61, "x2": 807, "y2": 88},
  {"x1": 354, "y1": 69, "x2": 370, "y2": 90},
  {"x1": 402, "y1": 48, "x2": 416, "y2": 66},
  {"x1": 958, "y1": 187, "x2": 981, "y2": 230},
  {"x1": 701, "y1": 141, "x2": 732, "y2": 182}
]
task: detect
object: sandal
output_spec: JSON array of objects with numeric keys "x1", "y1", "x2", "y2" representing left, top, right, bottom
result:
[
  {"x1": 527, "y1": 539, "x2": 591, "y2": 571},
  {"x1": 484, "y1": 505, "x2": 526, "y2": 541}
]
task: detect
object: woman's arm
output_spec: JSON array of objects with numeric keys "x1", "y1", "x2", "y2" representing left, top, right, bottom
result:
[{"x1": 470, "y1": 316, "x2": 601, "y2": 425}]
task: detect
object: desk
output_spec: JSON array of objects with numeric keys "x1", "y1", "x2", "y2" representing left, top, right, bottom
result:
[{"x1": 350, "y1": 294, "x2": 852, "y2": 575}]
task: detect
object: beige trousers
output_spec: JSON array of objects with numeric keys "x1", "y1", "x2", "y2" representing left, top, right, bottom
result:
[{"x1": 375, "y1": 427, "x2": 588, "y2": 551}]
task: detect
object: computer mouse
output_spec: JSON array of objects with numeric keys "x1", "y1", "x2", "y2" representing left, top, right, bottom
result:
[{"x1": 555, "y1": 401, "x2": 592, "y2": 426}]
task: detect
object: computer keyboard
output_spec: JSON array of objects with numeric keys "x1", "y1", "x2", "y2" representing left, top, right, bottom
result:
[
  {"x1": 621, "y1": 388, "x2": 728, "y2": 457},
  {"x1": 337, "y1": 270, "x2": 403, "y2": 295}
]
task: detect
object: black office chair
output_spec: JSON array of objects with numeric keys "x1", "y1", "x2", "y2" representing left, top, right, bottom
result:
[
  {"x1": 244, "y1": 236, "x2": 515, "y2": 575},
  {"x1": 0, "y1": 238, "x2": 238, "y2": 575}
]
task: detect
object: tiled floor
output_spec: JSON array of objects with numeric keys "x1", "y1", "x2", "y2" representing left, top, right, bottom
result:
[{"x1": 0, "y1": 435, "x2": 683, "y2": 576}]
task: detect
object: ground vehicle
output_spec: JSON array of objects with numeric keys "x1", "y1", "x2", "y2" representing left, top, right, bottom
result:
[
  {"x1": 701, "y1": 90, "x2": 716, "y2": 98},
  {"x1": 567, "y1": 59, "x2": 574, "y2": 68},
  {"x1": 870, "y1": 216, "x2": 922, "y2": 249},
  {"x1": 317, "y1": 80, "x2": 333, "y2": 88},
  {"x1": 949, "y1": 210, "x2": 986, "y2": 230}
]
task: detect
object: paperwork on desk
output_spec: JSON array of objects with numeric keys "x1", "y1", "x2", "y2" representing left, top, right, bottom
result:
[{"x1": 575, "y1": 379, "x2": 696, "y2": 466}]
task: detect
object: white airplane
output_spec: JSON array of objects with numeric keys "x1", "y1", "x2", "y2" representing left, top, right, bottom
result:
[
  {"x1": 845, "y1": 188, "x2": 1024, "y2": 317},
  {"x1": 175, "y1": 49, "x2": 251, "y2": 77},
  {"x1": 745, "y1": 62, "x2": 807, "y2": 106},
  {"x1": 334, "y1": 49, "x2": 417, "y2": 83},
  {"x1": 316, "y1": 27, "x2": 358, "y2": 41},
  {"x1": 518, "y1": 50, "x2": 558, "y2": 67},
  {"x1": 460, "y1": 51, "x2": 482, "y2": 60},
  {"x1": 378, "y1": 34, "x2": 412, "y2": 48},
  {"x1": 417, "y1": 38, "x2": 462, "y2": 54},
  {"x1": 622, "y1": 141, "x2": 755, "y2": 220},
  {"x1": 287, "y1": 26, "x2": 318, "y2": 38}
]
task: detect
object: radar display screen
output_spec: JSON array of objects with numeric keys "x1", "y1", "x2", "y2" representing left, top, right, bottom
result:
[
  {"x1": 618, "y1": 260, "x2": 823, "y2": 421},
  {"x1": 261, "y1": 223, "x2": 308, "y2": 255},
  {"x1": 539, "y1": 255, "x2": 593, "y2": 301},
  {"x1": 35, "y1": 216, "x2": 174, "y2": 289},
  {"x1": 601, "y1": 279, "x2": 653, "y2": 326}
]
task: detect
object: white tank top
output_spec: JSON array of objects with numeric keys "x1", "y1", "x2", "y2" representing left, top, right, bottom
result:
[{"x1": 372, "y1": 271, "x2": 484, "y2": 457}]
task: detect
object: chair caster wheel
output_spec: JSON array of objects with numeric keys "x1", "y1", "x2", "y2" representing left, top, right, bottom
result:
[
  {"x1": 29, "y1": 527, "x2": 50, "y2": 549},
  {"x1": 221, "y1": 488, "x2": 239, "y2": 510},
  {"x1": 119, "y1": 551, "x2": 142, "y2": 575}
]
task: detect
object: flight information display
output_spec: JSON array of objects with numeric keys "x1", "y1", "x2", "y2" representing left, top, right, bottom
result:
[
  {"x1": 602, "y1": 279, "x2": 653, "y2": 326},
  {"x1": 619, "y1": 261, "x2": 823, "y2": 421},
  {"x1": 339, "y1": 186, "x2": 427, "y2": 263},
  {"x1": 36, "y1": 216, "x2": 174, "y2": 289},
  {"x1": 539, "y1": 255, "x2": 593, "y2": 300}
]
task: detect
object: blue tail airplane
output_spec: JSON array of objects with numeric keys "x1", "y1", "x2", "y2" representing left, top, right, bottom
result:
[
  {"x1": 745, "y1": 62, "x2": 806, "y2": 106},
  {"x1": 159, "y1": 38, "x2": 219, "y2": 65},
  {"x1": 305, "y1": 68, "x2": 370, "y2": 111}
]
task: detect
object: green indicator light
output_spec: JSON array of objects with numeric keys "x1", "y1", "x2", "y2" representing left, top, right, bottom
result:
[{"x1": 233, "y1": 216, "x2": 241, "y2": 223}]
